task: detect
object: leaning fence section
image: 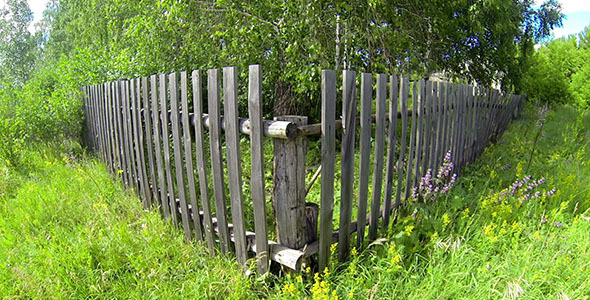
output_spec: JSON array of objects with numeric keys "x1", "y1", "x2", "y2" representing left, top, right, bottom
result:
[{"x1": 82, "y1": 65, "x2": 524, "y2": 273}]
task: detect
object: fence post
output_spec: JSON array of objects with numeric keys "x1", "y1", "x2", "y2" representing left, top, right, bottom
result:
[{"x1": 273, "y1": 116, "x2": 316, "y2": 250}]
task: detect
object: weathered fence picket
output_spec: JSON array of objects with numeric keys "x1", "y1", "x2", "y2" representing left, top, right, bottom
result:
[
  {"x1": 83, "y1": 66, "x2": 524, "y2": 273},
  {"x1": 356, "y1": 73, "x2": 372, "y2": 250}
]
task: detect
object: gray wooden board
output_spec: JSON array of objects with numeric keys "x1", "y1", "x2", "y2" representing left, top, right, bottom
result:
[
  {"x1": 272, "y1": 116, "x2": 308, "y2": 248},
  {"x1": 319, "y1": 70, "x2": 336, "y2": 272},
  {"x1": 368, "y1": 74, "x2": 387, "y2": 240},
  {"x1": 433, "y1": 82, "x2": 443, "y2": 172},
  {"x1": 421, "y1": 80, "x2": 432, "y2": 178},
  {"x1": 453, "y1": 85, "x2": 461, "y2": 168},
  {"x1": 356, "y1": 73, "x2": 372, "y2": 249},
  {"x1": 169, "y1": 72, "x2": 193, "y2": 241},
  {"x1": 136, "y1": 79, "x2": 152, "y2": 207},
  {"x1": 467, "y1": 86, "x2": 475, "y2": 164},
  {"x1": 207, "y1": 68, "x2": 230, "y2": 254},
  {"x1": 247, "y1": 65, "x2": 269, "y2": 273},
  {"x1": 180, "y1": 71, "x2": 204, "y2": 241},
  {"x1": 223, "y1": 66, "x2": 248, "y2": 265},
  {"x1": 404, "y1": 81, "x2": 418, "y2": 200},
  {"x1": 338, "y1": 70, "x2": 357, "y2": 261},
  {"x1": 105, "y1": 83, "x2": 116, "y2": 172},
  {"x1": 114, "y1": 81, "x2": 128, "y2": 186},
  {"x1": 90, "y1": 86, "x2": 98, "y2": 152},
  {"x1": 460, "y1": 85, "x2": 468, "y2": 166},
  {"x1": 151, "y1": 75, "x2": 170, "y2": 218},
  {"x1": 81, "y1": 87, "x2": 89, "y2": 148},
  {"x1": 88, "y1": 86, "x2": 96, "y2": 150},
  {"x1": 99, "y1": 84, "x2": 111, "y2": 169},
  {"x1": 382, "y1": 75, "x2": 398, "y2": 230},
  {"x1": 192, "y1": 70, "x2": 216, "y2": 254},
  {"x1": 107, "y1": 83, "x2": 119, "y2": 173},
  {"x1": 132, "y1": 79, "x2": 150, "y2": 208},
  {"x1": 160, "y1": 74, "x2": 179, "y2": 226},
  {"x1": 442, "y1": 83, "x2": 451, "y2": 160},
  {"x1": 142, "y1": 77, "x2": 158, "y2": 206},
  {"x1": 413, "y1": 80, "x2": 424, "y2": 189},
  {"x1": 121, "y1": 81, "x2": 134, "y2": 188},
  {"x1": 461, "y1": 85, "x2": 469, "y2": 166},
  {"x1": 395, "y1": 76, "x2": 409, "y2": 209},
  {"x1": 125, "y1": 81, "x2": 139, "y2": 191},
  {"x1": 104, "y1": 84, "x2": 114, "y2": 172},
  {"x1": 94, "y1": 86, "x2": 104, "y2": 158},
  {"x1": 430, "y1": 82, "x2": 440, "y2": 172}
]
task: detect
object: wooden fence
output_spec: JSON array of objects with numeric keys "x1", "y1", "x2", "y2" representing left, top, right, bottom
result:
[{"x1": 82, "y1": 65, "x2": 524, "y2": 273}]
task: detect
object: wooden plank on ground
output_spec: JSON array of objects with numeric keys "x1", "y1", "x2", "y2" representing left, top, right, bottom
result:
[
  {"x1": 207, "y1": 68, "x2": 230, "y2": 254},
  {"x1": 160, "y1": 74, "x2": 179, "y2": 226},
  {"x1": 356, "y1": 73, "x2": 372, "y2": 249},
  {"x1": 247, "y1": 65, "x2": 269, "y2": 273},
  {"x1": 338, "y1": 70, "x2": 357, "y2": 261},
  {"x1": 192, "y1": 70, "x2": 216, "y2": 254},
  {"x1": 319, "y1": 70, "x2": 336, "y2": 272},
  {"x1": 169, "y1": 72, "x2": 192, "y2": 241},
  {"x1": 382, "y1": 75, "x2": 399, "y2": 230},
  {"x1": 368, "y1": 74, "x2": 387, "y2": 240},
  {"x1": 180, "y1": 71, "x2": 204, "y2": 241},
  {"x1": 223, "y1": 66, "x2": 248, "y2": 265}
]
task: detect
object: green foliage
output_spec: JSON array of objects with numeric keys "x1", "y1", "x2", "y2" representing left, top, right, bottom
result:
[
  {"x1": 26, "y1": 0, "x2": 563, "y2": 122},
  {"x1": 522, "y1": 26, "x2": 590, "y2": 108},
  {"x1": 0, "y1": 0, "x2": 40, "y2": 86}
]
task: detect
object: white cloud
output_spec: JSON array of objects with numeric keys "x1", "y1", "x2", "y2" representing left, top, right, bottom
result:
[{"x1": 558, "y1": 0, "x2": 590, "y2": 14}]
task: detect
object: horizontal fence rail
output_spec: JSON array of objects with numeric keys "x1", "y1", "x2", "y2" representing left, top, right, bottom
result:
[{"x1": 82, "y1": 65, "x2": 525, "y2": 273}]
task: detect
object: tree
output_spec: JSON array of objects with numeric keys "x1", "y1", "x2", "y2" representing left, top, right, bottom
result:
[
  {"x1": 0, "y1": 0, "x2": 39, "y2": 86},
  {"x1": 36, "y1": 0, "x2": 564, "y2": 119}
]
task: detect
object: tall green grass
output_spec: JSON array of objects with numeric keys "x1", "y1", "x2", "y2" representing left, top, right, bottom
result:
[
  {"x1": 0, "y1": 143, "x2": 265, "y2": 299},
  {"x1": 1, "y1": 104, "x2": 589, "y2": 299}
]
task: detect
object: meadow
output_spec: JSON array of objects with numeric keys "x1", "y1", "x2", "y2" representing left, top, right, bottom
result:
[{"x1": 1, "y1": 103, "x2": 588, "y2": 299}]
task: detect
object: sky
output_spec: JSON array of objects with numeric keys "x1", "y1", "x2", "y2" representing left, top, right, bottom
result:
[
  {"x1": 6, "y1": 0, "x2": 590, "y2": 38},
  {"x1": 28, "y1": 0, "x2": 49, "y2": 32}
]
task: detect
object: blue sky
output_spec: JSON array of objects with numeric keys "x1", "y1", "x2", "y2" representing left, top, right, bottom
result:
[
  {"x1": 550, "y1": 0, "x2": 590, "y2": 38},
  {"x1": 20, "y1": 0, "x2": 590, "y2": 38}
]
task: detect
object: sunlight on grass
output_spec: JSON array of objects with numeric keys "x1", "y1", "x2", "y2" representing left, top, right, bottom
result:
[{"x1": 1, "y1": 104, "x2": 589, "y2": 299}]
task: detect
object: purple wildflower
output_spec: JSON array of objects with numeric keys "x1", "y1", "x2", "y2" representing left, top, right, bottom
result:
[
  {"x1": 503, "y1": 164, "x2": 511, "y2": 170},
  {"x1": 552, "y1": 222, "x2": 563, "y2": 228},
  {"x1": 546, "y1": 188, "x2": 556, "y2": 197}
]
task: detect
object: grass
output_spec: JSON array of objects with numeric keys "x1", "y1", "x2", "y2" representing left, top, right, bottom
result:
[
  {"x1": 0, "y1": 143, "x2": 264, "y2": 299},
  {"x1": 1, "y1": 104, "x2": 589, "y2": 299}
]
